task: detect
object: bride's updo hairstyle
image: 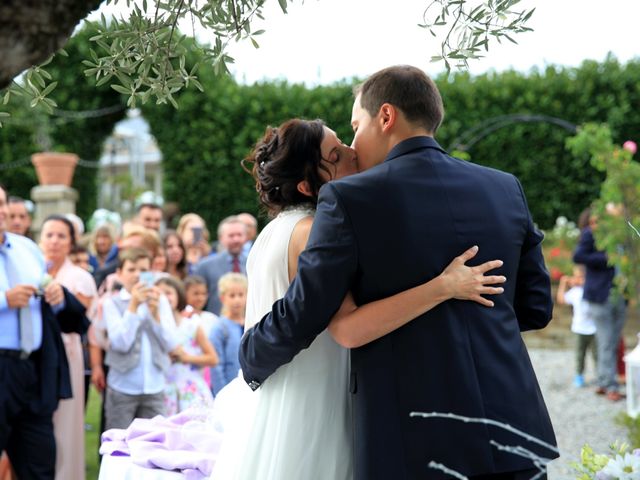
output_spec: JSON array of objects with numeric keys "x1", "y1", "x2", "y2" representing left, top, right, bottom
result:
[{"x1": 243, "y1": 119, "x2": 332, "y2": 216}]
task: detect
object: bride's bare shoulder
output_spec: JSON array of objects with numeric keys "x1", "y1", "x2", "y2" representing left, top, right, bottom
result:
[{"x1": 289, "y1": 216, "x2": 314, "y2": 253}]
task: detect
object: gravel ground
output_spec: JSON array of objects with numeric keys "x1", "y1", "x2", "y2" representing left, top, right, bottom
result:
[{"x1": 527, "y1": 348, "x2": 628, "y2": 479}]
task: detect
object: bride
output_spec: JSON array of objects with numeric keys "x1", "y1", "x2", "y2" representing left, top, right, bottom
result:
[{"x1": 210, "y1": 119, "x2": 505, "y2": 479}]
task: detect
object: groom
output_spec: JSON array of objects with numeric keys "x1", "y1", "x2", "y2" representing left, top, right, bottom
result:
[{"x1": 240, "y1": 65, "x2": 557, "y2": 479}]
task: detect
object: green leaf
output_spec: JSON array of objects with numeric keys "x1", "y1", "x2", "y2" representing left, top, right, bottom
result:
[
  {"x1": 277, "y1": 0, "x2": 288, "y2": 13},
  {"x1": 40, "y1": 81, "x2": 58, "y2": 97},
  {"x1": 111, "y1": 84, "x2": 131, "y2": 94}
]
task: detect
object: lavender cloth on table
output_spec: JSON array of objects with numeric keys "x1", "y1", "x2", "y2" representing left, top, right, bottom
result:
[{"x1": 100, "y1": 408, "x2": 223, "y2": 480}]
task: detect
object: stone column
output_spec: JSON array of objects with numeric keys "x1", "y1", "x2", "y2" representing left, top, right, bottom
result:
[{"x1": 30, "y1": 185, "x2": 79, "y2": 239}]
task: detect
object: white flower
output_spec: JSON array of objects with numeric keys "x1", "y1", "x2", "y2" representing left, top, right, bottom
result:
[
  {"x1": 556, "y1": 216, "x2": 568, "y2": 227},
  {"x1": 601, "y1": 453, "x2": 640, "y2": 480}
]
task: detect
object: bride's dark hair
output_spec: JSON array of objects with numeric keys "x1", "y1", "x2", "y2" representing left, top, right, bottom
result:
[{"x1": 243, "y1": 119, "x2": 332, "y2": 216}]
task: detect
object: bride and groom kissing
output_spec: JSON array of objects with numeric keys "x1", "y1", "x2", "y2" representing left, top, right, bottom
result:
[{"x1": 220, "y1": 65, "x2": 558, "y2": 480}]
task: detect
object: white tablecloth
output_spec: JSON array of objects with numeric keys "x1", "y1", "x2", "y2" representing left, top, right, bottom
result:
[{"x1": 98, "y1": 455, "x2": 186, "y2": 480}]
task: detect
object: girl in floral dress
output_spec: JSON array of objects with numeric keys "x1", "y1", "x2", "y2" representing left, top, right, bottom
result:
[{"x1": 156, "y1": 277, "x2": 218, "y2": 415}]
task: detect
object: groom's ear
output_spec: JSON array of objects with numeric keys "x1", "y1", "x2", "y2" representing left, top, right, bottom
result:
[
  {"x1": 296, "y1": 180, "x2": 314, "y2": 198},
  {"x1": 378, "y1": 103, "x2": 396, "y2": 133}
]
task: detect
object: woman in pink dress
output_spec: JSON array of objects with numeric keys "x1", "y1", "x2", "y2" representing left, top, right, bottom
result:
[{"x1": 40, "y1": 215, "x2": 98, "y2": 480}]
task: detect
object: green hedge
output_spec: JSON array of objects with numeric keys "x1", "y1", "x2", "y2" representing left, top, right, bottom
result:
[{"x1": 147, "y1": 55, "x2": 640, "y2": 230}]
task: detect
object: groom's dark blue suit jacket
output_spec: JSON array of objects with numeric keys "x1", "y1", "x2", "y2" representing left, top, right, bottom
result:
[{"x1": 240, "y1": 136, "x2": 557, "y2": 479}]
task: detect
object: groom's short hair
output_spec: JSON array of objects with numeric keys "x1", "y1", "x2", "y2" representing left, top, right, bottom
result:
[{"x1": 354, "y1": 65, "x2": 444, "y2": 134}]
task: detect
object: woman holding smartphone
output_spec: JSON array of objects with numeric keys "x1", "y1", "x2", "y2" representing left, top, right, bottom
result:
[{"x1": 176, "y1": 213, "x2": 211, "y2": 269}]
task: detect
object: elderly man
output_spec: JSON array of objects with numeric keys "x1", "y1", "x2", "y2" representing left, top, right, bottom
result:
[
  {"x1": 0, "y1": 184, "x2": 88, "y2": 479},
  {"x1": 237, "y1": 212, "x2": 258, "y2": 255},
  {"x1": 194, "y1": 215, "x2": 247, "y2": 314}
]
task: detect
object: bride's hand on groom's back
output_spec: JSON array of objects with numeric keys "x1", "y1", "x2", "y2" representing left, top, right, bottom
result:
[{"x1": 440, "y1": 246, "x2": 506, "y2": 307}]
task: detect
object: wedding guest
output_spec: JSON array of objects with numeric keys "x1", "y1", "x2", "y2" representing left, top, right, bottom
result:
[
  {"x1": 70, "y1": 245, "x2": 92, "y2": 273},
  {"x1": 88, "y1": 224, "x2": 119, "y2": 273},
  {"x1": 176, "y1": 213, "x2": 211, "y2": 267},
  {"x1": 136, "y1": 203, "x2": 163, "y2": 232},
  {"x1": 0, "y1": 185, "x2": 89, "y2": 480},
  {"x1": 557, "y1": 265, "x2": 596, "y2": 387},
  {"x1": 7, "y1": 196, "x2": 32, "y2": 237},
  {"x1": 237, "y1": 212, "x2": 258, "y2": 255},
  {"x1": 573, "y1": 209, "x2": 627, "y2": 402},
  {"x1": 209, "y1": 273, "x2": 247, "y2": 396},
  {"x1": 40, "y1": 215, "x2": 98, "y2": 480},
  {"x1": 194, "y1": 216, "x2": 247, "y2": 315},
  {"x1": 152, "y1": 244, "x2": 168, "y2": 274},
  {"x1": 164, "y1": 231, "x2": 188, "y2": 280},
  {"x1": 155, "y1": 277, "x2": 217, "y2": 414},
  {"x1": 183, "y1": 275, "x2": 218, "y2": 335},
  {"x1": 94, "y1": 223, "x2": 160, "y2": 291},
  {"x1": 103, "y1": 248, "x2": 179, "y2": 430}
]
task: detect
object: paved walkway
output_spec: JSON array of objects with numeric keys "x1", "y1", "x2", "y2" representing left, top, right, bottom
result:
[{"x1": 528, "y1": 348, "x2": 628, "y2": 479}]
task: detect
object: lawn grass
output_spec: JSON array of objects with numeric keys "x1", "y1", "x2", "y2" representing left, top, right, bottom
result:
[{"x1": 85, "y1": 386, "x2": 102, "y2": 480}]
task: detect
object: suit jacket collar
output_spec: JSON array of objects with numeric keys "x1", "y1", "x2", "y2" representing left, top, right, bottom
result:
[{"x1": 384, "y1": 136, "x2": 447, "y2": 163}]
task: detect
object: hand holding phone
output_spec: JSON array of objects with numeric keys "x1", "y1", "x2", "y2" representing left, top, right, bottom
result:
[
  {"x1": 139, "y1": 271, "x2": 154, "y2": 288},
  {"x1": 191, "y1": 225, "x2": 203, "y2": 244}
]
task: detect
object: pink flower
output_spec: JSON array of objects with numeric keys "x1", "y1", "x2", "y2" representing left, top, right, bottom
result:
[{"x1": 623, "y1": 140, "x2": 637, "y2": 155}]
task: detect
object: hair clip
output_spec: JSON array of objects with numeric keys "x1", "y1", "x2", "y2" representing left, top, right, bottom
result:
[{"x1": 260, "y1": 161, "x2": 265, "y2": 167}]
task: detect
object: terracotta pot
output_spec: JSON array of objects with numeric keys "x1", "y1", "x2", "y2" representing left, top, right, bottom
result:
[{"x1": 31, "y1": 152, "x2": 78, "y2": 187}]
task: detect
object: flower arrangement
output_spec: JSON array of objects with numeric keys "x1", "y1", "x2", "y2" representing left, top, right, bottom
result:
[
  {"x1": 542, "y1": 216, "x2": 581, "y2": 282},
  {"x1": 573, "y1": 443, "x2": 640, "y2": 480}
]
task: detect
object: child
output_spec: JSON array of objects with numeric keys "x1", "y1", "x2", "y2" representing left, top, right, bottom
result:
[
  {"x1": 183, "y1": 275, "x2": 219, "y2": 335},
  {"x1": 557, "y1": 265, "x2": 596, "y2": 387},
  {"x1": 69, "y1": 244, "x2": 92, "y2": 273},
  {"x1": 209, "y1": 273, "x2": 248, "y2": 396},
  {"x1": 103, "y1": 247, "x2": 179, "y2": 430},
  {"x1": 155, "y1": 277, "x2": 218, "y2": 415},
  {"x1": 183, "y1": 275, "x2": 219, "y2": 388}
]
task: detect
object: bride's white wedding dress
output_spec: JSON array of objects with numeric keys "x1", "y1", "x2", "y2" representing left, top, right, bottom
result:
[{"x1": 210, "y1": 208, "x2": 353, "y2": 480}]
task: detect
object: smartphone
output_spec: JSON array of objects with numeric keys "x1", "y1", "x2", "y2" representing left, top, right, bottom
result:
[
  {"x1": 191, "y1": 225, "x2": 203, "y2": 244},
  {"x1": 139, "y1": 271, "x2": 154, "y2": 288}
]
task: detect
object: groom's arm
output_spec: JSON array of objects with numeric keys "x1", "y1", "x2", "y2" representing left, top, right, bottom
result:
[
  {"x1": 239, "y1": 183, "x2": 358, "y2": 389},
  {"x1": 512, "y1": 178, "x2": 553, "y2": 332}
]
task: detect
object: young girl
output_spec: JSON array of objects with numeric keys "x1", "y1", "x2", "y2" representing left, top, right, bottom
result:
[
  {"x1": 183, "y1": 275, "x2": 219, "y2": 334},
  {"x1": 156, "y1": 277, "x2": 218, "y2": 415}
]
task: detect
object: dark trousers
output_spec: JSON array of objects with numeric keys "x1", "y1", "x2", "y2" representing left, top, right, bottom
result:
[
  {"x1": 0, "y1": 355, "x2": 56, "y2": 480},
  {"x1": 469, "y1": 468, "x2": 547, "y2": 480},
  {"x1": 575, "y1": 333, "x2": 597, "y2": 375}
]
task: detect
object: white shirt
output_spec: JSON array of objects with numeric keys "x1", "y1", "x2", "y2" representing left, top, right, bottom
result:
[
  {"x1": 564, "y1": 286, "x2": 596, "y2": 335},
  {"x1": 104, "y1": 288, "x2": 178, "y2": 395}
]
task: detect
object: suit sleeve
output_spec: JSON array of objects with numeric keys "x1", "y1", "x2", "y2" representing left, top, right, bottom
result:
[
  {"x1": 573, "y1": 228, "x2": 609, "y2": 268},
  {"x1": 54, "y1": 287, "x2": 90, "y2": 335},
  {"x1": 239, "y1": 183, "x2": 358, "y2": 387},
  {"x1": 513, "y1": 178, "x2": 553, "y2": 332}
]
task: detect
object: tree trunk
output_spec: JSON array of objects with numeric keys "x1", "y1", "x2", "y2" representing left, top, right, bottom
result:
[{"x1": 0, "y1": 0, "x2": 102, "y2": 90}]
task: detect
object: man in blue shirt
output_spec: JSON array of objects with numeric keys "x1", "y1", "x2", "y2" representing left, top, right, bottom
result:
[{"x1": 0, "y1": 184, "x2": 88, "y2": 479}]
